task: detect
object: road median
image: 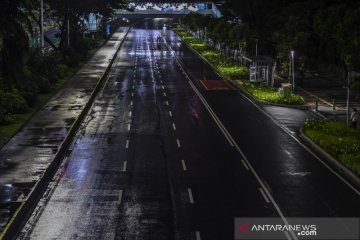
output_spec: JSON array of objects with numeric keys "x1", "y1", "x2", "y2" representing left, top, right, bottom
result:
[{"x1": 174, "y1": 27, "x2": 305, "y2": 107}]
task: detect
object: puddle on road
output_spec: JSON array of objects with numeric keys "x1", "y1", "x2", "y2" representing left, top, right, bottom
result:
[
  {"x1": 0, "y1": 182, "x2": 35, "y2": 203},
  {"x1": 68, "y1": 105, "x2": 83, "y2": 111},
  {"x1": 64, "y1": 117, "x2": 76, "y2": 127},
  {"x1": 0, "y1": 201, "x2": 21, "y2": 231},
  {"x1": 0, "y1": 159, "x2": 16, "y2": 170},
  {"x1": 0, "y1": 182, "x2": 35, "y2": 232},
  {"x1": 50, "y1": 105, "x2": 61, "y2": 111},
  {"x1": 280, "y1": 172, "x2": 312, "y2": 177}
]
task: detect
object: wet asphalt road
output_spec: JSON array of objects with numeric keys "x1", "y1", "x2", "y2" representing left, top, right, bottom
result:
[{"x1": 21, "y1": 19, "x2": 359, "y2": 240}]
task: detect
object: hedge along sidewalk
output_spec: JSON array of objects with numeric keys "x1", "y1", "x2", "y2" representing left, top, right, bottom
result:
[
  {"x1": 301, "y1": 120, "x2": 360, "y2": 185},
  {"x1": 174, "y1": 28, "x2": 305, "y2": 106},
  {"x1": 0, "y1": 27, "x2": 130, "y2": 236}
]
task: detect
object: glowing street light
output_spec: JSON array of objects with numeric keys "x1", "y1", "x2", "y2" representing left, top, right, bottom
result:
[{"x1": 291, "y1": 50, "x2": 295, "y2": 91}]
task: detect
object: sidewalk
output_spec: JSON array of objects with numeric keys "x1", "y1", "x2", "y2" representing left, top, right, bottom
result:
[
  {"x1": 0, "y1": 27, "x2": 128, "y2": 231},
  {"x1": 276, "y1": 72, "x2": 359, "y2": 122}
]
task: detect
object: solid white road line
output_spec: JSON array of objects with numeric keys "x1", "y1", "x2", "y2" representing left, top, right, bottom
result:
[
  {"x1": 118, "y1": 190, "x2": 123, "y2": 205},
  {"x1": 176, "y1": 139, "x2": 181, "y2": 148},
  {"x1": 169, "y1": 111, "x2": 172, "y2": 117},
  {"x1": 284, "y1": 231, "x2": 291, "y2": 240},
  {"x1": 241, "y1": 159, "x2": 250, "y2": 171},
  {"x1": 126, "y1": 140, "x2": 129, "y2": 149},
  {"x1": 181, "y1": 160, "x2": 187, "y2": 171},
  {"x1": 259, "y1": 188, "x2": 270, "y2": 203},
  {"x1": 172, "y1": 123, "x2": 176, "y2": 131},
  {"x1": 123, "y1": 161, "x2": 127, "y2": 172},
  {"x1": 195, "y1": 231, "x2": 201, "y2": 240},
  {"x1": 188, "y1": 188, "x2": 194, "y2": 204}
]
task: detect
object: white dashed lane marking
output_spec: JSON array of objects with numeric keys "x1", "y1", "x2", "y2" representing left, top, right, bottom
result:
[
  {"x1": 188, "y1": 188, "x2": 194, "y2": 204},
  {"x1": 181, "y1": 160, "x2": 187, "y2": 171},
  {"x1": 195, "y1": 231, "x2": 201, "y2": 240},
  {"x1": 123, "y1": 161, "x2": 127, "y2": 172},
  {"x1": 118, "y1": 190, "x2": 123, "y2": 205},
  {"x1": 176, "y1": 139, "x2": 181, "y2": 148}
]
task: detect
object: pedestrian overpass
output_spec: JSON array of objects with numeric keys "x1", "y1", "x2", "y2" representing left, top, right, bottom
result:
[{"x1": 115, "y1": 1, "x2": 222, "y2": 18}]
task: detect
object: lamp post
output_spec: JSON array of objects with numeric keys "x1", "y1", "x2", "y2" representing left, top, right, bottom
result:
[
  {"x1": 255, "y1": 38, "x2": 258, "y2": 56},
  {"x1": 40, "y1": 0, "x2": 44, "y2": 48},
  {"x1": 346, "y1": 62, "x2": 351, "y2": 127},
  {"x1": 291, "y1": 50, "x2": 295, "y2": 91},
  {"x1": 67, "y1": 15, "x2": 70, "y2": 47}
]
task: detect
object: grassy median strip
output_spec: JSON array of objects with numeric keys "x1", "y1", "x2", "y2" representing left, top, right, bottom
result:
[
  {"x1": 175, "y1": 28, "x2": 248, "y2": 79},
  {"x1": 303, "y1": 120, "x2": 360, "y2": 176},
  {"x1": 240, "y1": 81, "x2": 305, "y2": 105},
  {"x1": 175, "y1": 28, "x2": 304, "y2": 105}
]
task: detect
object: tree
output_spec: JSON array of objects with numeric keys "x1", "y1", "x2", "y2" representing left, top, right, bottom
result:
[{"x1": 0, "y1": 0, "x2": 32, "y2": 88}]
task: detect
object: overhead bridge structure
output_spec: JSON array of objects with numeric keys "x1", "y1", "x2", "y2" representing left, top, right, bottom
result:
[{"x1": 115, "y1": 1, "x2": 222, "y2": 18}]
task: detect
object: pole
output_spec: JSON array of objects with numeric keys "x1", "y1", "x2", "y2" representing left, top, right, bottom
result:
[
  {"x1": 347, "y1": 70, "x2": 351, "y2": 127},
  {"x1": 40, "y1": 0, "x2": 44, "y2": 48},
  {"x1": 291, "y1": 50, "x2": 295, "y2": 91},
  {"x1": 288, "y1": 55, "x2": 291, "y2": 84},
  {"x1": 255, "y1": 38, "x2": 258, "y2": 56},
  {"x1": 67, "y1": 16, "x2": 70, "y2": 48}
]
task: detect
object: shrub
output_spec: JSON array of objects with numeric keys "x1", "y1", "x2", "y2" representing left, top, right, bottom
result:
[
  {"x1": 303, "y1": 120, "x2": 360, "y2": 176},
  {"x1": 242, "y1": 82, "x2": 305, "y2": 105},
  {"x1": 0, "y1": 89, "x2": 28, "y2": 114},
  {"x1": 217, "y1": 65, "x2": 249, "y2": 79}
]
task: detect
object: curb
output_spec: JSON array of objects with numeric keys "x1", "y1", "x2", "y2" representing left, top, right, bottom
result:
[
  {"x1": 176, "y1": 31, "x2": 308, "y2": 111},
  {"x1": 0, "y1": 26, "x2": 133, "y2": 240},
  {"x1": 300, "y1": 129, "x2": 360, "y2": 189}
]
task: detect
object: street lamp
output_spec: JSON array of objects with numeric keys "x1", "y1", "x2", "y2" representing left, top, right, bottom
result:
[
  {"x1": 255, "y1": 38, "x2": 258, "y2": 56},
  {"x1": 291, "y1": 50, "x2": 295, "y2": 91},
  {"x1": 40, "y1": 0, "x2": 44, "y2": 48},
  {"x1": 346, "y1": 62, "x2": 352, "y2": 127}
]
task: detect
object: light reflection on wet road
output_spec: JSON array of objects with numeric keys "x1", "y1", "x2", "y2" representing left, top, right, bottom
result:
[{"x1": 20, "y1": 19, "x2": 360, "y2": 240}]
